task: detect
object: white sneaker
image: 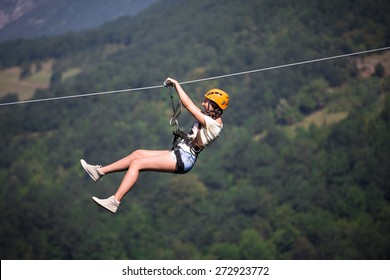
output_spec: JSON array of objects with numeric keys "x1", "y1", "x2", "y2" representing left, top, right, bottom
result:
[
  {"x1": 80, "y1": 159, "x2": 104, "y2": 181},
  {"x1": 92, "y1": 196, "x2": 120, "y2": 214}
]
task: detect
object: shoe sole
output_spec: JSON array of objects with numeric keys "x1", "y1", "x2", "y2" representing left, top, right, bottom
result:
[
  {"x1": 92, "y1": 197, "x2": 117, "y2": 214},
  {"x1": 80, "y1": 159, "x2": 99, "y2": 182}
]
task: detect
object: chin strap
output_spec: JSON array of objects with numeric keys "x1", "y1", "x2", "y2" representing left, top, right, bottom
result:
[{"x1": 204, "y1": 98, "x2": 221, "y2": 120}]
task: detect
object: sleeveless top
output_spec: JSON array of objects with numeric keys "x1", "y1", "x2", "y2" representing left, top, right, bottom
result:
[{"x1": 187, "y1": 115, "x2": 223, "y2": 149}]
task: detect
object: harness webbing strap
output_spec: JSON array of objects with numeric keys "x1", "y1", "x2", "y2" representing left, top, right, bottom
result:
[
  {"x1": 166, "y1": 83, "x2": 202, "y2": 167},
  {"x1": 172, "y1": 129, "x2": 187, "y2": 148},
  {"x1": 168, "y1": 85, "x2": 182, "y2": 127},
  {"x1": 174, "y1": 148, "x2": 185, "y2": 173}
]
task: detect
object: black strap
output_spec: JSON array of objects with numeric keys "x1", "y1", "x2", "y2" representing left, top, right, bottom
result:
[
  {"x1": 168, "y1": 85, "x2": 182, "y2": 127},
  {"x1": 172, "y1": 128, "x2": 187, "y2": 149},
  {"x1": 171, "y1": 123, "x2": 204, "y2": 155},
  {"x1": 165, "y1": 84, "x2": 203, "y2": 156},
  {"x1": 174, "y1": 148, "x2": 185, "y2": 174}
]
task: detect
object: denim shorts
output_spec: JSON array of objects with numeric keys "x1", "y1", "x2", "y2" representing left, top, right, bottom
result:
[{"x1": 171, "y1": 144, "x2": 197, "y2": 174}]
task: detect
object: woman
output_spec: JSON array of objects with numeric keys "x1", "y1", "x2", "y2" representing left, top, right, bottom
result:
[{"x1": 80, "y1": 77, "x2": 229, "y2": 213}]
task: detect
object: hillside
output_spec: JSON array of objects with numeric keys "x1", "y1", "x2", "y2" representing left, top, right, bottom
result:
[
  {"x1": 0, "y1": 0, "x2": 159, "y2": 41},
  {"x1": 0, "y1": 0, "x2": 390, "y2": 260},
  {"x1": 0, "y1": 0, "x2": 47, "y2": 30}
]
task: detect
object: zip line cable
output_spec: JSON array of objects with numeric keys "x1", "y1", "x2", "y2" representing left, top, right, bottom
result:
[
  {"x1": 1, "y1": 46, "x2": 389, "y2": 107},
  {"x1": 180, "y1": 46, "x2": 390, "y2": 85}
]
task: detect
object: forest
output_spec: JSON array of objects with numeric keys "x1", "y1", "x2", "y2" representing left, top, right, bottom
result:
[{"x1": 0, "y1": 0, "x2": 389, "y2": 259}]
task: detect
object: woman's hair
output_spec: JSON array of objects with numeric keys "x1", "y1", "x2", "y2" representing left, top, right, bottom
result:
[{"x1": 209, "y1": 100, "x2": 223, "y2": 119}]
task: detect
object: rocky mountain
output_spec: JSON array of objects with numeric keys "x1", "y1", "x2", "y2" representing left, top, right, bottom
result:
[
  {"x1": 0, "y1": 0, "x2": 159, "y2": 41},
  {"x1": 0, "y1": 0, "x2": 47, "y2": 29}
]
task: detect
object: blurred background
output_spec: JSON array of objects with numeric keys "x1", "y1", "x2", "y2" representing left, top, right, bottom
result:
[{"x1": 0, "y1": 0, "x2": 389, "y2": 259}]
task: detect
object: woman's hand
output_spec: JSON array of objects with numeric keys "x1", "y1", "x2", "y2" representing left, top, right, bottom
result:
[
  {"x1": 165, "y1": 77, "x2": 206, "y2": 126},
  {"x1": 165, "y1": 77, "x2": 178, "y2": 87}
]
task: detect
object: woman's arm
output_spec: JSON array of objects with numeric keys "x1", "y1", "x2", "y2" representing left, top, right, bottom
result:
[{"x1": 165, "y1": 77, "x2": 206, "y2": 126}]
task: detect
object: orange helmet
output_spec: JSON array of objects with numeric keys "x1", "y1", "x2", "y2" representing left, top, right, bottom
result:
[{"x1": 204, "y1": 88, "x2": 229, "y2": 110}]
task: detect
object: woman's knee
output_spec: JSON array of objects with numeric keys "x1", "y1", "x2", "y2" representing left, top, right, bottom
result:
[
  {"x1": 129, "y1": 158, "x2": 146, "y2": 173},
  {"x1": 131, "y1": 149, "x2": 146, "y2": 159}
]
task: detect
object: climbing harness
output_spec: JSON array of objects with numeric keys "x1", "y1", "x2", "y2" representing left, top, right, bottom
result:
[
  {"x1": 165, "y1": 81, "x2": 182, "y2": 129},
  {"x1": 164, "y1": 82, "x2": 202, "y2": 173},
  {"x1": 164, "y1": 81, "x2": 181, "y2": 145},
  {"x1": 164, "y1": 81, "x2": 188, "y2": 149}
]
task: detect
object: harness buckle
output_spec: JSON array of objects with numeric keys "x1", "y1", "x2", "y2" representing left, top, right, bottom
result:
[{"x1": 191, "y1": 145, "x2": 202, "y2": 155}]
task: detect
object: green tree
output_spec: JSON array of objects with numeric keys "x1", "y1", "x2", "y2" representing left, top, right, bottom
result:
[{"x1": 239, "y1": 229, "x2": 275, "y2": 259}]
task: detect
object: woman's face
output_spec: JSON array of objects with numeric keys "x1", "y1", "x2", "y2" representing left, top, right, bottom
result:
[{"x1": 201, "y1": 98, "x2": 213, "y2": 111}]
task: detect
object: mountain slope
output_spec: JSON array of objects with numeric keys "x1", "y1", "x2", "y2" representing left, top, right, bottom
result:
[
  {"x1": 0, "y1": 0, "x2": 47, "y2": 29},
  {"x1": 0, "y1": 0, "x2": 159, "y2": 41}
]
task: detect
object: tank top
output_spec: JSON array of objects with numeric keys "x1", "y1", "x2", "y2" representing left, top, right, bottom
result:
[{"x1": 187, "y1": 115, "x2": 223, "y2": 148}]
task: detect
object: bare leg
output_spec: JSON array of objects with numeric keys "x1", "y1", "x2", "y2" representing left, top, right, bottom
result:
[
  {"x1": 100, "y1": 149, "x2": 171, "y2": 174},
  {"x1": 102, "y1": 150, "x2": 176, "y2": 201}
]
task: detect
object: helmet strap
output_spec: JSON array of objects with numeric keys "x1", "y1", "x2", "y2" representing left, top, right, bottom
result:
[
  {"x1": 205, "y1": 109, "x2": 222, "y2": 120},
  {"x1": 205, "y1": 100, "x2": 223, "y2": 119}
]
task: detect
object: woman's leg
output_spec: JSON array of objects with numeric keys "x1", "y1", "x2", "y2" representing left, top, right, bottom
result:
[
  {"x1": 91, "y1": 149, "x2": 176, "y2": 213},
  {"x1": 100, "y1": 149, "x2": 170, "y2": 174},
  {"x1": 114, "y1": 150, "x2": 176, "y2": 202},
  {"x1": 113, "y1": 150, "x2": 175, "y2": 201}
]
